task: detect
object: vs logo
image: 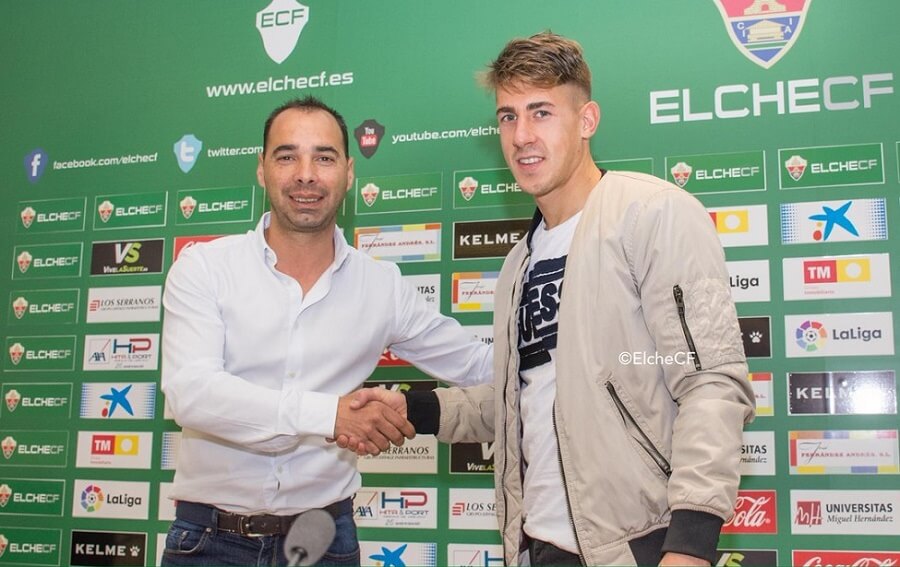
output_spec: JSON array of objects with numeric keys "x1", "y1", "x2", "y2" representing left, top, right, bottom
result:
[{"x1": 115, "y1": 242, "x2": 142, "y2": 264}]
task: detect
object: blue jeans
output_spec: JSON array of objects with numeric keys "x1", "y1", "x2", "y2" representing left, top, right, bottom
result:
[{"x1": 161, "y1": 508, "x2": 359, "y2": 566}]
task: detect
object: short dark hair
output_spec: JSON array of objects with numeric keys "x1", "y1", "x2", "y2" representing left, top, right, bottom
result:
[
  {"x1": 481, "y1": 31, "x2": 591, "y2": 99},
  {"x1": 262, "y1": 96, "x2": 350, "y2": 157}
]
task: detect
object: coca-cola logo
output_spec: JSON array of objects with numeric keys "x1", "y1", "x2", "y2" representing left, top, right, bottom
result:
[
  {"x1": 721, "y1": 490, "x2": 777, "y2": 534},
  {"x1": 793, "y1": 550, "x2": 900, "y2": 567}
]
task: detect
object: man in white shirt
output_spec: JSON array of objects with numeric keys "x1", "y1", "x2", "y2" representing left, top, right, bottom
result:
[{"x1": 161, "y1": 96, "x2": 492, "y2": 566}]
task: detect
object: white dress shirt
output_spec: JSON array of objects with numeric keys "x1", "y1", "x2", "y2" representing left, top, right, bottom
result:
[{"x1": 162, "y1": 213, "x2": 492, "y2": 514}]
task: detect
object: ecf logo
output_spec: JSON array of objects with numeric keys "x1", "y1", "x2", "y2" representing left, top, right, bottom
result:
[{"x1": 256, "y1": 0, "x2": 309, "y2": 64}]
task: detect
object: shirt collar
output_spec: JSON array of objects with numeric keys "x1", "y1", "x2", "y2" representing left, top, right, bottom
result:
[{"x1": 256, "y1": 212, "x2": 352, "y2": 271}]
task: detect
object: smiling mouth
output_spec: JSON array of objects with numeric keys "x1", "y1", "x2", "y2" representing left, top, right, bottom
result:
[
  {"x1": 292, "y1": 195, "x2": 322, "y2": 204},
  {"x1": 518, "y1": 156, "x2": 542, "y2": 165}
]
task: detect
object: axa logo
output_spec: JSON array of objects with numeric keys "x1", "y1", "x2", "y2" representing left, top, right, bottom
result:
[
  {"x1": 361, "y1": 183, "x2": 380, "y2": 207},
  {"x1": 256, "y1": 0, "x2": 309, "y2": 64},
  {"x1": 174, "y1": 134, "x2": 203, "y2": 173},
  {"x1": 713, "y1": 0, "x2": 812, "y2": 69},
  {"x1": 24, "y1": 149, "x2": 47, "y2": 183},
  {"x1": 670, "y1": 162, "x2": 693, "y2": 187},
  {"x1": 795, "y1": 320, "x2": 826, "y2": 351}
]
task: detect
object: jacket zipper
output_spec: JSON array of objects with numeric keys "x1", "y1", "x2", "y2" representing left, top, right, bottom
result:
[
  {"x1": 673, "y1": 284, "x2": 702, "y2": 371},
  {"x1": 605, "y1": 382, "x2": 672, "y2": 477},
  {"x1": 553, "y1": 409, "x2": 587, "y2": 565}
]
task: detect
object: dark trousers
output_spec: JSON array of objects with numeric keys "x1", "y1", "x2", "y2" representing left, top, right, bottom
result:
[{"x1": 529, "y1": 538, "x2": 583, "y2": 566}]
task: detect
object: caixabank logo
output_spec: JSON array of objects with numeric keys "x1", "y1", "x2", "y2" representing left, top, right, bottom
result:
[
  {"x1": 713, "y1": 0, "x2": 811, "y2": 69},
  {"x1": 780, "y1": 198, "x2": 888, "y2": 244},
  {"x1": 70, "y1": 530, "x2": 146, "y2": 567},
  {"x1": 360, "y1": 542, "x2": 437, "y2": 567},
  {"x1": 80, "y1": 382, "x2": 156, "y2": 420}
]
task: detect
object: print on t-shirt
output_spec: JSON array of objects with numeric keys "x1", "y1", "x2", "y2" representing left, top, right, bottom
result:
[{"x1": 518, "y1": 255, "x2": 566, "y2": 371}]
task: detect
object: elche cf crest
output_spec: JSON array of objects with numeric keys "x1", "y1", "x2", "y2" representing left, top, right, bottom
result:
[
  {"x1": 180, "y1": 196, "x2": 197, "y2": 219},
  {"x1": 0, "y1": 485, "x2": 10, "y2": 508},
  {"x1": 12, "y1": 297, "x2": 28, "y2": 320},
  {"x1": 16, "y1": 251, "x2": 32, "y2": 273},
  {"x1": 1, "y1": 437, "x2": 16, "y2": 460},
  {"x1": 354, "y1": 119, "x2": 385, "y2": 159},
  {"x1": 256, "y1": 0, "x2": 309, "y2": 64},
  {"x1": 458, "y1": 176, "x2": 479, "y2": 201},
  {"x1": 785, "y1": 154, "x2": 808, "y2": 180},
  {"x1": 8, "y1": 344, "x2": 24, "y2": 366},
  {"x1": 714, "y1": 0, "x2": 812, "y2": 69},
  {"x1": 670, "y1": 162, "x2": 693, "y2": 188},
  {"x1": 20, "y1": 206, "x2": 36, "y2": 228},
  {"x1": 361, "y1": 183, "x2": 381, "y2": 207},
  {"x1": 98, "y1": 200, "x2": 115, "y2": 223},
  {"x1": 4, "y1": 390, "x2": 21, "y2": 413}
]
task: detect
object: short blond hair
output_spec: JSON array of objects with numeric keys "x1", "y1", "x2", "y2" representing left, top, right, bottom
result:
[{"x1": 480, "y1": 32, "x2": 591, "y2": 99}]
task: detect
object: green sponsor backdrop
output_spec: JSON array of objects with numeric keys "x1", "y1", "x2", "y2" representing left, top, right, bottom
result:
[{"x1": 2, "y1": 1, "x2": 898, "y2": 564}]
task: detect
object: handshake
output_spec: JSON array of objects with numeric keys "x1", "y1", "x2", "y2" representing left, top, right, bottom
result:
[{"x1": 332, "y1": 388, "x2": 415, "y2": 456}]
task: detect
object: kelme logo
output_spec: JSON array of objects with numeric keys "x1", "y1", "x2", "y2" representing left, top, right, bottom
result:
[
  {"x1": 713, "y1": 0, "x2": 812, "y2": 69},
  {"x1": 5, "y1": 390, "x2": 21, "y2": 412},
  {"x1": 174, "y1": 134, "x2": 203, "y2": 173},
  {"x1": 354, "y1": 119, "x2": 385, "y2": 158},
  {"x1": 459, "y1": 176, "x2": 478, "y2": 202},
  {"x1": 98, "y1": 200, "x2": 114, "y2": 223},
  {"x1": 19, "y1": 207, "x2": 35, "y2": 229},
  {"x1": 361, "y1": 183, "x2": 379, "y2": 207},
  {"x1": 256, "y1": 0, "x2": 309, "y2": 64},
  {"x1": 180, "y1": 196, "x2": 197, "y2": 219},
  {"x1": 8, "y1": 344, "x2": 24, "y2": 366},
  {"x1": 670, "y1": 162, "x2": 692, "y2": 187}
]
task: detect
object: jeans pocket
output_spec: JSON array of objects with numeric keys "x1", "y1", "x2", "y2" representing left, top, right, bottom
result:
[{"x1": 164, "y1": 519, "x2": 212, "y2": 556}]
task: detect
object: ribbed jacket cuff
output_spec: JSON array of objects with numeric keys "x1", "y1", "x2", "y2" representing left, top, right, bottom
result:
[
  {"x1": 661, "y1": 509, "x2": 724, "y2": 565},
  {"x1": 405, "y1": 390, "x2": 440, "y2": 435}
]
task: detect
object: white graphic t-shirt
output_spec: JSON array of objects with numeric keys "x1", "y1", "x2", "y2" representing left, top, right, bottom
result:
[{"x1": 518, "y1": 211, "x2": 581, "y2": 553}]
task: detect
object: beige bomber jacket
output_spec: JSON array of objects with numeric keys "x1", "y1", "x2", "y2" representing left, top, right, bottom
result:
[{"x1": 432, "y1": 171, "x2": 756, "y2": 565}]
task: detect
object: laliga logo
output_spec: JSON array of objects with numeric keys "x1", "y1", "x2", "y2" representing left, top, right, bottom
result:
[
  {"x1": 16, "y1": 251, "x2": 33, "y2": 274},
  {"x1": 12, "y1": 297, "x2": 28, "y2": 320},
  {"x1": 0, "y1": 485, "x2": 10, "y2": 508},
  {"x1": 20, "y1": 207, "x2": 36, "y2": 229},
  {"x1": 98, "y1": 200, "x2": 115, "y2": 223},
  {"x1": 714, "y1": 0, "x2": 812, "y2": 69},
  {"x1": 796, "y1": 320, "x2": 826, "y2": 351},
  {"x1": 80, "y1": 484, "x2": 104, "y2": 513},
  {"x1": 1, "y1": 437, "x2": 17, "y2": 460},
  {"x1": 458, "y1": 176, "x2": 478, "y2": 201},
  {"x1": 180, "y1": 196, "x2": 198, "y2": 219},
  {"x1": 361, "y1": 183, "x2": 380, "y2": 207},
  {"x1": 5, "y1": 390, "x2": 21, "y2": 413},
  {"x1": 785, "y1": 154, "x2": 808, "y2": 180},
  {"x1": 8, "y1": 344, "x2": 25, "y2": 366},
  {"x1": 670, "y1": 162, "x2": 693, "y2": 188},
  {"x1": 256, "y1": 0, "x2": 309, "y2": 64}
]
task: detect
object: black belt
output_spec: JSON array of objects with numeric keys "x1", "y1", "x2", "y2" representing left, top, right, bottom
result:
[{"x1": 175, "y1": 498, "x2": 351, "y2": 537}]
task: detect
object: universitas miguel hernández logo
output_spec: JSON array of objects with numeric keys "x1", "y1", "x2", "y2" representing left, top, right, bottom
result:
[{"x1": 714, "y1": 0, "x2": 812, "y2": 68}]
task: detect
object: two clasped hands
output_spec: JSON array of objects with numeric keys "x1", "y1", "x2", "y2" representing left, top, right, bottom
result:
[{"x1": 331, "y1": 387, "x2": 412, "y2": 456}]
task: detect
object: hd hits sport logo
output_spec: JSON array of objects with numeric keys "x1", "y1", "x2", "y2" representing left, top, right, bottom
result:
[
  {"x1": 353, "y1": 488, "x2": 436, "y2": 529},
  {"x1": 83, "y1": 334, "x2": 159, "y2": 371},
  {"x1": 17, "y1": 197, "x2": 86, "y2": 234}
]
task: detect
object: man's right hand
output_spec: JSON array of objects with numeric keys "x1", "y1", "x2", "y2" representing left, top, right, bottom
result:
[
  {"x1": 333, "y1": 389, "x2": 414, "y2": 456},
  {"x1": 334, "y1": 388, "x2": 413, "y2": 456}
]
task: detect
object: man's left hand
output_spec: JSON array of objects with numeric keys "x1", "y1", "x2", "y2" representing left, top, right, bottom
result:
[{"x1": 659, "y1": 552, "x2": 710, "y2": 566}]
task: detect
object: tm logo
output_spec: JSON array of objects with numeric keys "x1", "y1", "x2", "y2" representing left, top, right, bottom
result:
[
  {"x1": 174, "y1": 134, "x2": 203, "y2": 173},
  {"x1": 24, "y1": 148, "x2": 48, "y2": 183},
  {"x1": 256, "y1": 0, "x2": 309, "y2": 64}
]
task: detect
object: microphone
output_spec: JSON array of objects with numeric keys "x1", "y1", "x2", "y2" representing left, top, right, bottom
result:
[{"x1": 284, "y1": 509, "x2": 336, "y2": 567}]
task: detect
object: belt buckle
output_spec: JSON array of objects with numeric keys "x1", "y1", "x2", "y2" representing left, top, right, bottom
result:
[{"x1": 239, "y1": 515, "x2": 270, "y2": 537}]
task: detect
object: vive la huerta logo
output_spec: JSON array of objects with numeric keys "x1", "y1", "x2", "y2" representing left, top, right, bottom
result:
[
  {"x1": 256, "y1": 0, "x2": 309, "y2": 64},
  {"x1": 713, "y1": 0, "x2": 812, "y2": 69}
]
